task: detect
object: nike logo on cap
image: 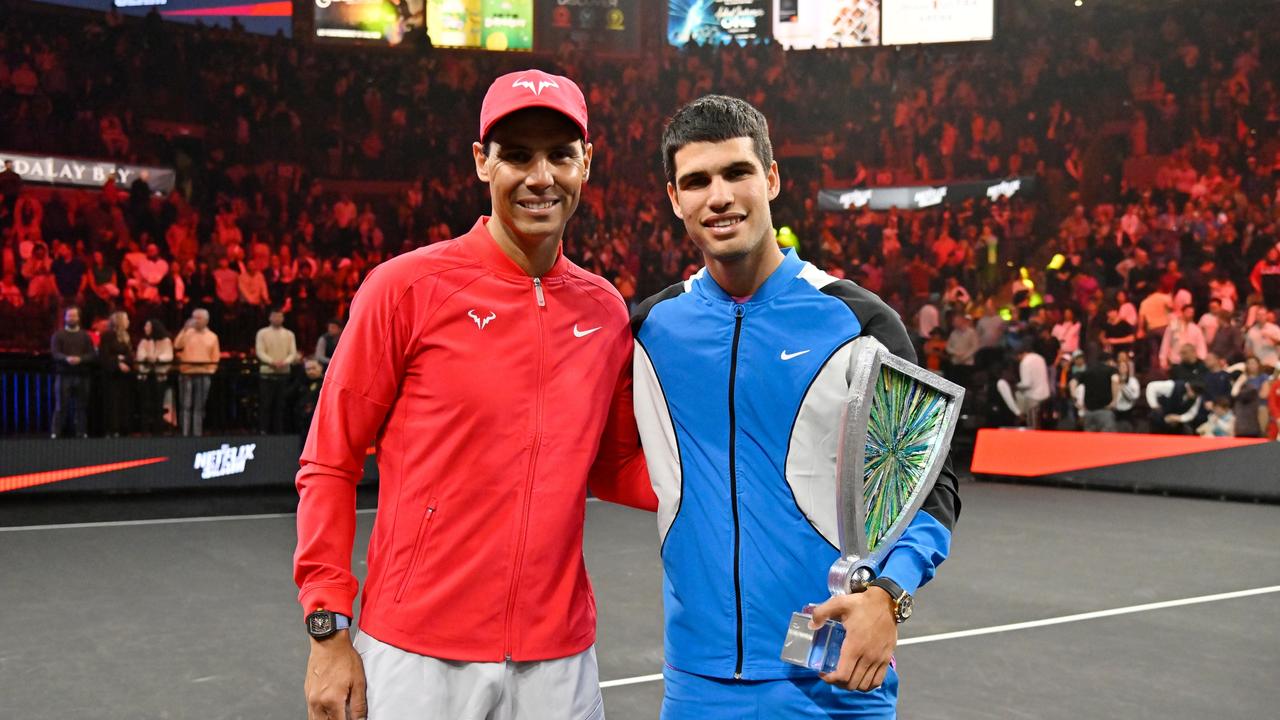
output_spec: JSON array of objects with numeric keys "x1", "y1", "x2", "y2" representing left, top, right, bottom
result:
[
  {"x1": 780, "y1": 350, "x2": 810, "y2": 361},
  {"x1": 574, "y1": 325, "x2": 602, "y2": 338}
]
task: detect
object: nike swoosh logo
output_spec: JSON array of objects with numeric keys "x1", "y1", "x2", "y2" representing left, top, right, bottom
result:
[
  {"x1": 780, "y1": 350, "x2": 811, "y2": 361},
  {"x1": 574, "y1": 325, "x2": 602, "y2": 338},
  {"x1": 0, "y1": 457, "x2": 169, "y2": 493}
]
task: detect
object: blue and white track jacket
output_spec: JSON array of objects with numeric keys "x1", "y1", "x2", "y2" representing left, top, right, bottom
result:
[{"x1": 632, "y1": 249, "x2": 960, "y2": 681}]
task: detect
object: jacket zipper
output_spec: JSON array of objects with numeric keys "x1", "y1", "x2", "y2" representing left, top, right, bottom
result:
[
  {"x1": 504, "y1": 277, "x2": 547, "y2": 658},
  {"x1": 729, "y1": 303, "x2": 745, "y2": 679},
  {"x1": 394, "y1": 498, "x2": 439, "y2": 603}
]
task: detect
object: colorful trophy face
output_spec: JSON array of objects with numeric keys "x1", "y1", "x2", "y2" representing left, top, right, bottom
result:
[{"x1": 781, "y1": 337, "x2": 964, "y2": 672}]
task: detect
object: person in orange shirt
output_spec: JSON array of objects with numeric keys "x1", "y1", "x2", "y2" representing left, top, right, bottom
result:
[{"x1": 173, "y1": 307, "x2": 220, "y2": 436}]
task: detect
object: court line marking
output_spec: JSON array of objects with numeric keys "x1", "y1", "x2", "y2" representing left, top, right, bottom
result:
[
  {"x1": 0, "y1": 498, "x2": 603, "y2": 532},
  {"x1": 597, "y1": 584, "x2": 1280, "y2": 689}
]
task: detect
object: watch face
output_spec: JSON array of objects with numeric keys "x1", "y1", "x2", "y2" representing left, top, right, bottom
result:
[
  {"x1": 897, "y1": 595, "x2": 914, "y2": 622},
  {"x1": 308, "y1": 612, "x2": 334, "y2": 637}
]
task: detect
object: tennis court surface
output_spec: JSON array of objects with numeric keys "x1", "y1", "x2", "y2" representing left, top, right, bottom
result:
[{"x1": 2, "y1": 480, "x2": 1277, "y2": 718}]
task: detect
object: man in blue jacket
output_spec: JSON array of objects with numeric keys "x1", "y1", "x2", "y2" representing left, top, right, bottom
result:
[{"x1": 632, "y1": 95, "x2": 960, "y2": 718}]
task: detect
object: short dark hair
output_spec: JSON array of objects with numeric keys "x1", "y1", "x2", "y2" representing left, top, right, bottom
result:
[{"x1": 661, "y1": 95, "x2": 774, "y2": 186}]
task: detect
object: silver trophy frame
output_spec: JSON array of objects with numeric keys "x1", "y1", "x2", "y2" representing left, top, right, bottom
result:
[
  {"x1": 827, "y1": 336, "x2": 965, "y2": 595},
  {"x1": 782, "y1": 336, "x2": 964, "y2": 671}
]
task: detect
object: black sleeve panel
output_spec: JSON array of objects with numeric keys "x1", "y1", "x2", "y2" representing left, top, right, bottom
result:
[
  {"x1": 820, "y1": 279, "x2": 961, "y2": 532},
  {"x1": 630, "y1": 281, "x2": 687, "y2": 337},
  {"x1": 819, "y1": 280, "x2": 918, "y2": 363}
]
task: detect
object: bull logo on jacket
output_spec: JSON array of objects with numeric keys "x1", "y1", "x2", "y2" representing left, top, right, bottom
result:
[{"x1": 468, "y1": 309, "x2": 497, "y2": 330}]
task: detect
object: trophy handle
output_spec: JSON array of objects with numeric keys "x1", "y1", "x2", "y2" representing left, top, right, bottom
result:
[{"x1": 828, "y1": 555, "x2": 875, "y2": 596}]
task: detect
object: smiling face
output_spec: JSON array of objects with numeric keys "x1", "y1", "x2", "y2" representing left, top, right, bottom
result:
[
  {"x1": 473, "y1": 108, "x2": 591, "y2": 251},
  {"x1": 667, "y1": 137, "x2": 780, "y2": 265}
]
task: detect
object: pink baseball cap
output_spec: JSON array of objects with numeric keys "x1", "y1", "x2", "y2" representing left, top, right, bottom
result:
[{"x1": 479, "y1": 69, "x2": 589, "y2": 143}]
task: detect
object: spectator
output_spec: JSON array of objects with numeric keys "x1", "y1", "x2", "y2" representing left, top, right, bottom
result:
[
  {"x1": 1230, "y1": 383, "x2": 1264, "y2": 439},
  {"x1": 1197, "y1": 299, "x2": 1222, "y2": 345},
  {"x1": 98, "y1": 310, "x2": 134, "y2": 436},
  {"x1": 1159, "y1": 305, "x2": 1207, "y2": 370},
  {"x1": 50, "y1": 306, "x2": 95, "y2": 438},
  {"x1": 1137, "y1": 281, "x2": 1174, "y2": 370},
  {"x1": 50, "y1": 241, "x2": 85, "y2": 302},
  {"x1": 1167, "y1": 343, "x2": 1208, "y2": 383},
  {"x1": 174, "y1": 308, "x2": 220, "y2": 436},
  {"x1": 1244, "y1": 309, "x2": 1280, "y2": 370},
  {"x1": 1196, "y1": 399, "x2": 1235, "y2": 438},
  {"x1": 314, "y1": 319, "x2": 343, "y2": 367},
  {"x1": 1072, "y1": 352, "x2": 1120, "y2": 433},
  {"x1": 1146, "y1": 379, "x2": 1203, "y2": 435},
  {"x1": 135, "y1": 318, "x2": 174, "y2": 433},
  {"x1": 1112, "y1": 352, "x2": 1142, "y2": 432},
  {"x1": 998, "y1": 343, "x2": 1051, "y2": 429},
  {"x1": 922, "y1": 327, "x2": 947, "y2": 374},
  {"x1": 137, "y1": 243, "x2": 169, "y2": 290},
  {"x1": 22, "y1": 241, "x2": 57, "y2": 306},
  {"x1": 292, "y1": 357, "x2": 325, "y2": 440},
  {"x1": 945, "y1": 313, "x2": 979, "y2": 389},
  {"x1": 0, "y1": 159, "x2": 21, "y2": 219},
  {"x1": 1101, "y1": 306, "x2": 1136, "y2": 357},
  {"x1": 1052, "y1": 307, "x2": 1082, "y2": 360},
  {"x1": 254, "y1": 308, "x2": 298, "y2": 434},
  {"x1": 1201, "y1": 354, "x2": 1235, "y2": 406},
  {"x1": 1209, "y1": 310, "x2": 1245, "y2": 364}
]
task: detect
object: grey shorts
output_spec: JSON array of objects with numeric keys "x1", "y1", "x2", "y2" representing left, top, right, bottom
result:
[{"x1": 354, "y1": 629, "x2": 605, "y2": 720}]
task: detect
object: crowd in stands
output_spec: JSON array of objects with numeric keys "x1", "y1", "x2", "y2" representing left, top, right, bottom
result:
[{"x1": 2, "y1": 0, "x2": 1280, "y2": 438}]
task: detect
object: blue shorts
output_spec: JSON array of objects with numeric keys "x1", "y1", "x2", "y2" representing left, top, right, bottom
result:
[{"x1": 660, "y1": 664, "x2": 898, "y2": 720}]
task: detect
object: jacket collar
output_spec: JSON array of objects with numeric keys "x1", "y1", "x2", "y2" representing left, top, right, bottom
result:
[
  {"x1": 460, "y1": 216, "x2": 570, "y2": 279},
  {"x1": 694, "y1": 248, "x2": 803, "y2": 305}
]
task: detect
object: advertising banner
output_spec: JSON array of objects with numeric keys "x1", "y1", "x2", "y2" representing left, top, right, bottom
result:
[
  {"x1": 818, "y1": 176, "x2": 1035, "y2": 211},
  {"x1": 0, "y1": 151, "x2": 176, "y2": 194},
  {"x1": 772, "y1": 0, "x2": 880, "y2": 50},
  {"x1": 668, "y1": 0, "x2": 771, "y2": 47},
  {"x1": 0, "y1": 436, "x2": 381, "y2": 494},
  {"x1": 314, "y1": 0, "x2": 426, "y2": 45},
  {"x1": 535, "y1": 0, "x2": 640, "y2": 54}
]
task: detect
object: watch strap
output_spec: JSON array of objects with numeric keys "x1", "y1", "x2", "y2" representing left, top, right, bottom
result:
[
  {"x1": 869, "y1": 577, "x2": 912, "y2": 624},
  {"x1": 868, "y1": 577, "x2": 906, "y2": 601}
]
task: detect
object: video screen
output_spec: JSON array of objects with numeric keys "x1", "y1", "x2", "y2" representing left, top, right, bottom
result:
[
  {"x1": 424, "y1": 0, "x2": 533, "y2": 51},
  {"x1": 314, "y1": 0, "x2": 426, "y2": 45},
  {"x1": 668, "y1": 0, "x2": 770, "y2": 47},
  {"x1": 880, "y1": 0, "x2": 994, "y2": 46},
  {"x1": 32, "y1": 0, "x2": 293, "y2": 37},
  {"x1": 772, "y1": 1, "x2": 880, "y2": 50}
]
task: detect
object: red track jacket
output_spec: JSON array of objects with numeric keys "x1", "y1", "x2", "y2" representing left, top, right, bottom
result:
[{"x1": 294, "y1": 218, "x2": 654, "y2": 662}]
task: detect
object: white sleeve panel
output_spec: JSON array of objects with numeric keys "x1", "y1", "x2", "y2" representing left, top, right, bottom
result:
[
  {"x1": 634, "y1": 342, "x2": 683, "y2": 547},
  {"x1": 782, "y1": 342, "x2": 855, "y2": 550}
]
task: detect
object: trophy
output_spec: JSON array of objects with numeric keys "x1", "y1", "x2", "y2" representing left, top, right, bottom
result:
[{"x1": 781, "y1": 337, "x2": 964, "y2": 673}]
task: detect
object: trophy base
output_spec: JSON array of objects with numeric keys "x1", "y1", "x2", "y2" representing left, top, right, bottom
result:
[{"x1": 780, "y1": 606, "x2": 845, "y2": 674}]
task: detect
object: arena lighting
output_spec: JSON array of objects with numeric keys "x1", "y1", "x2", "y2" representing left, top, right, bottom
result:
[{"x1": 1074, "y1": 0, "x2": 1084, "y2": 6}]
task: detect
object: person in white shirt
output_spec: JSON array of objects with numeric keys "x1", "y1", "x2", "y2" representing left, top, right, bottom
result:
[
  {"x1": 1159, "y1": 304, "x2": 1207, "y2": 370},
  {"x1": 1198, "y1": 298, "x2": 1222, "y2": 345},
  {"x1": 1244, "y1": 308, "x2": 1280, "y2": 369},
  {"x1": 255, "y1": 308, "x2": 299, "y2": 434},
  {"x1": 137, "y1": 243, "x2": 170, "y2": 289},
  {"x1": 997, "y1": 343, "x2": 1052, "y2": 428},
  {"x1": 1052, "y1": 307, "x2": 1082, "y2": 359}
]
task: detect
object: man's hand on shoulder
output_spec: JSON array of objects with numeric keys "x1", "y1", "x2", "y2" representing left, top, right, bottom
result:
[
  {"x1": 305, "y1": 630, "x2": 367, "y2": 720},
  {"x1": 810, "y1": 586, "x2": 897, "y2": 693}
]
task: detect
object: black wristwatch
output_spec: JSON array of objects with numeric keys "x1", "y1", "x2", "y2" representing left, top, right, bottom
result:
[
  {"x1": 868, "y1": 577, "x2": 914, "y2": 624},
  {"x1": 305, "y1": 608, "x2": 351, "y2": 639}
]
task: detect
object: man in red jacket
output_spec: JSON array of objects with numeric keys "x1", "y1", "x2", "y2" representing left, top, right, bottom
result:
[{"x1": 295, "y1": 69, "x2": 654, "y2": 720}]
